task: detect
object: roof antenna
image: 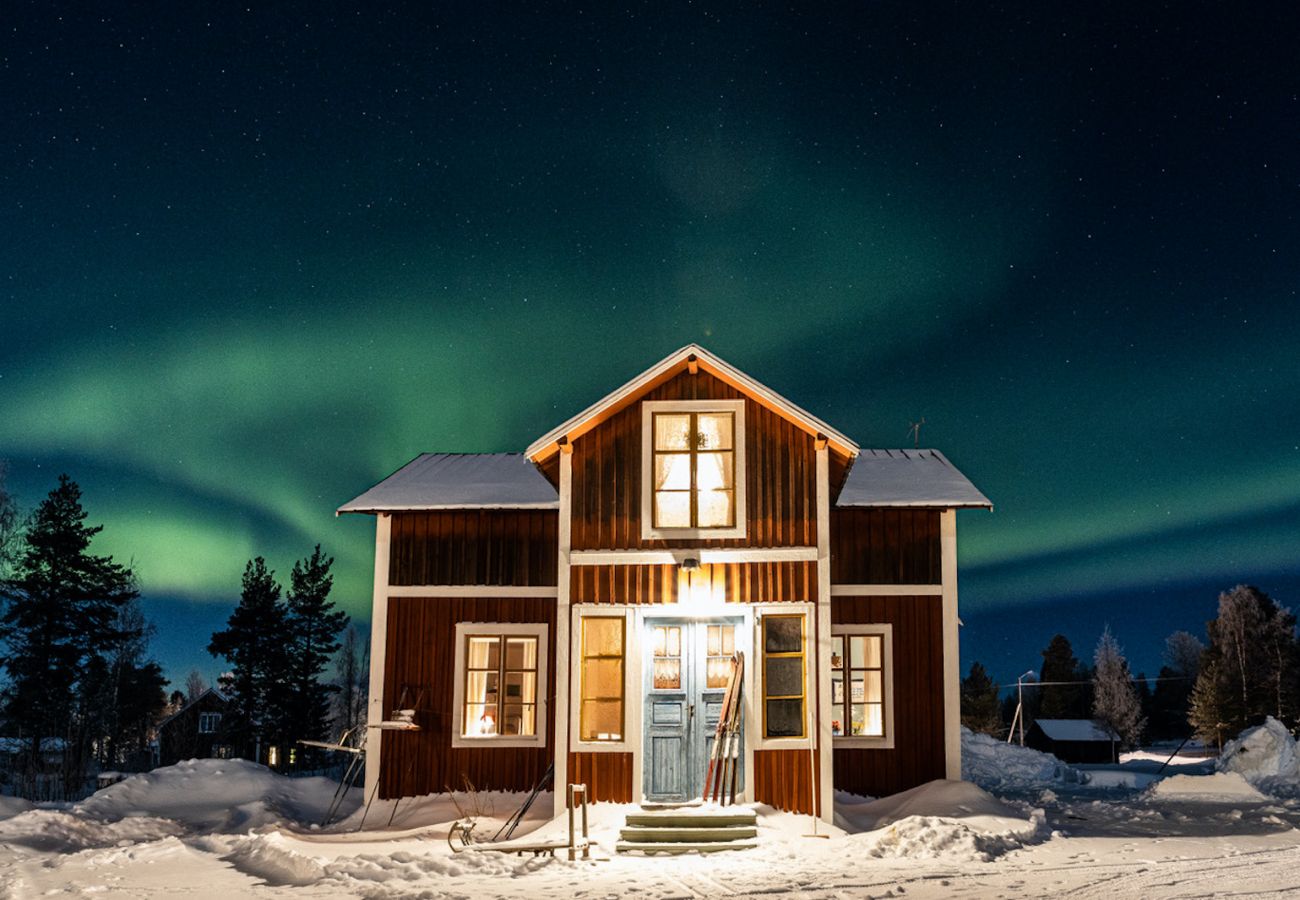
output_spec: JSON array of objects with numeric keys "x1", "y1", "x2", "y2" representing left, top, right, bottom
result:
[{"x1": 907, "y1": 417, "x2": 925, "y2": 449}]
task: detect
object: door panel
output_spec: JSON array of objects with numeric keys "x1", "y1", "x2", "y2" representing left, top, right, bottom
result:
[{"x1": 643, "y1": 619, "x2": 744, "y2": 803}]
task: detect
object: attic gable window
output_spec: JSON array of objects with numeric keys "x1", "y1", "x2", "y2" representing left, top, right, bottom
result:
[{"x1": 641, "y1": 399, "x2": 747, "y2": 539}]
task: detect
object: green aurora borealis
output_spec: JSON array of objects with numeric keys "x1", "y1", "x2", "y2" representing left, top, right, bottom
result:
[{"x1": 2, "y1": 4, "x2": 1297, "y2": 681}]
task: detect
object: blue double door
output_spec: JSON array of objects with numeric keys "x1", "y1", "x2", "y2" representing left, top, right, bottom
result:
[{"x1": 642, "y1": 618, "x2": 744, "y2": 803}]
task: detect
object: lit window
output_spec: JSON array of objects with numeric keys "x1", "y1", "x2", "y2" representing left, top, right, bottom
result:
[
  {"x1": 652, "y1": 411, "x2": 736, "y2": 528},
  {"x1": 706, "y1": 624, "x2": 736, "y2": 688},
  {"x1": 762, "y1": 614, "x2": 806, "y2": 739},
  {"x1": 831, "y1": 625, "x2": 893, "y2": 744},
  {"x1": 652, "y1": 625, "x2": 682, "y2": 690},
  {"x1": 641, "y1": 400, "x2": 746, "y2": 539},
  {"x1": 580, "y1": 616, "x2": 625, "y2": 741},
  {"x1": 198, "y1": 712, "x2": 221, "y2": 734},
  {"x1": 463, "y1": 634, "x2": 539, "y2": 737}
]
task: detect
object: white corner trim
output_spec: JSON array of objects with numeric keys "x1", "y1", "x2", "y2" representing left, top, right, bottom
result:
[
  {"x1": 450, "y1": 622, "x2": 549, "y2": 750},
  {"x1": 569, "y1": 546, "x2": 817, "y2": 566},
  {"x1": 830, "y1": 623, "x2": 895, "y2": 750},
  {"x1": 829, "y1": 584, "x2": 942, "y2": 597},
  {"x1": 940, "y1": 509, "x2": 961, "y2": 780},
  {"x1": 553, "y1": 451, "x2": 573, "y2": 818},
  {"x1": 568, "y1": 607, "x2": 637, "y2": 752},
  {"x1": 364, "y1": 514, "x2": 392, "y2": 800},
  {"x1": 386, "y1": 585, "x2": 559, "y2": 598},
  {"x1": 815, "y1": 445, "x2": 834, "y2": 823},
  {"x1": 639, "y1": 399, "x2": 748, "y2": 541}
]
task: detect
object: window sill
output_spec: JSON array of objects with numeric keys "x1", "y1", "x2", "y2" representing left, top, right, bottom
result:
[
  {"x1": 450, "y1": 734, "x2": 547, "y2": 750},
  {"x1": 832, "y1": 736, "x2": 895, "y2": 750},
  {"x1": 570, "y1": 739, "x2": 632, "y2": 752}
]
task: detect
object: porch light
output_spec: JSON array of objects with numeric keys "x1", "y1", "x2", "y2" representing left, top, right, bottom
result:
[{"x1": 679, "y1": 559, "x2": 720, "y2": 606}]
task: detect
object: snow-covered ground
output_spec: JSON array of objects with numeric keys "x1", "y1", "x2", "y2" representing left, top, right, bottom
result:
[{"x1": 5, "y1": 724, "x2": 1300, "y2": 898}]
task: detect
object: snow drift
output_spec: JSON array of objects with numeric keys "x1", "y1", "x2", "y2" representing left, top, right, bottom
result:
[
  {"x1": 1217, "y1": 717, "x2": 1300, "y2": 783},
  {"x1": 961, "y1": 726, "x2": 1081, "y2": 790},
  {"x1": 838, "y1": 779, "x2": 1045, "y2": 862},
  {"x1": 1145, "y1": 771, "x2": 1268, "y2": 803}
]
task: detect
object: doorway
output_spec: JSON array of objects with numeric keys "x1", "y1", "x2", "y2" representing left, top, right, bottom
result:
[{"x1": 641, "y1": 617, "x2": 744, "y2": 803}]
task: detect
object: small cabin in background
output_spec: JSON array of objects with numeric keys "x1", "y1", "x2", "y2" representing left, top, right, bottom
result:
[
  {"x1": 339, "y1": 344, "x2": 991, "y2": 822},
  {"x1": 1025, "y1": 718, "x2": 1118, "y2": 764},
  {"x1": 155, "y1": 689, "x2": 233, "y2": 767}
]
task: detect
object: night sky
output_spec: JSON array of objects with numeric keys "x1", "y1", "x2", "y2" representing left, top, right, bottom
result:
[{"x1": 2, "y1": 4, "x2": 1297, "y2": 688}]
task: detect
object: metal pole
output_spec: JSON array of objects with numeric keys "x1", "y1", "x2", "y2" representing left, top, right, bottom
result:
[
  {"x1": 567, "y1": 783, "x2": 575, "y2": 861},
  {"x1": 1018, "y1": 676, "x2": 1025, "y2": 746}
]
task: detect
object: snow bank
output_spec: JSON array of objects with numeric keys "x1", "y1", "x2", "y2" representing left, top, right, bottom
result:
[
  {"x1": 839, "y1": 780, "x2": 1045, "y2": 862},
  {"x1": 1218, "y1": 717, "x2": 1300, "y2": 783},
  {"x1": 1146, "y1": 771, "x2": 1267, "y2": 803},
  {"x1": 962, "y1": 727, "x2": 1080, "y2": 790},
  {"x1": 0, "y1": 795, "x2": 33, "y2": 821},
  {"x1": 75, "y1": 758, "x2": 346, "y2": 832}
]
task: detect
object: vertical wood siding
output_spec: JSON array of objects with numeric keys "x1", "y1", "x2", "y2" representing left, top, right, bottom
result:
[
  {"x1": 829, "y1": 509, "x2": 941, "y2": 584},
  {"x1": 570, "y1": 561, "x2": 815, "y2": 604},
  {"x1": 388, "y1": 510, "x2": 558, "y2": 586},
  {"x1": 379, "y1": 596, "x2": 556, "y2": 799},
  {"x1": 567, "y1": 752, "x2": 634, "y2": 803},
  {"x1": 569, "y1": 370, "x2": 820, "y2": 551},
  {"x1": 753, "y1": 748, "x2": 820, "y2": 815},
  {"x1": 831, "y1": 595, "x2": 945, "y2": 798}
]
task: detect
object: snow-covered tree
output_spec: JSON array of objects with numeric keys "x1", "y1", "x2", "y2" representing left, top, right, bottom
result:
[
  {"x1": 1092, "y1": 626, "x2": 1144, "y2": 752},
  {"x1": 961, "y1": 662, "x2": 1002, "y2": 736},
  {"x1": 185, "y1": 670, "x2": 208, "y2": 703}
]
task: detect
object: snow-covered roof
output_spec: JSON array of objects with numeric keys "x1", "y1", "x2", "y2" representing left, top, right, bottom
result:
[
  {"x1": 337, "y1": 453, "x2": 558, "y2": 514},
  {"x1": 156, "y1": 688, "x2": 230, "y2": 730},
  {"x1": 836, "y1": 449, "x2": 992, "y2": 509},
  {"x1": 524, "y1": 344, "x2": 860, "y2": 460},
  {"x1": 1033, "y1": 719, "x2": 1118, "y2": 742}
]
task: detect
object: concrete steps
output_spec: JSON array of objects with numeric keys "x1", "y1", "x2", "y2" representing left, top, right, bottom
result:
[{"x1": 616, "y1": 807, "x2": 758, "y2": 855}]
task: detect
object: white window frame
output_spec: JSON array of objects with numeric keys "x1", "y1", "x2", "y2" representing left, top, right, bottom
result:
[
  {"x1": 570, "y1": 607, "x2": 637, "y2": 752},
  {"x1": 754, "y1": 604, "x2": 815, "y2": 751},
  {"x1": 451, "y1": 622, "x2": 549, "y2": 749},
  {"x1": 640, "y1": 399, "x2": 748, "y2": 540},
  {"x1": 830, "y1": 623, "x2": 894, "y2": 749},
  {"x1": 198, "y1": 712, "x2": 221, "y2": 734}
]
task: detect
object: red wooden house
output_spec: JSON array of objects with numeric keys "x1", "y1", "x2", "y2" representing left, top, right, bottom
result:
[{"x1": 339, "y1": 345, "x2": 990, "y2": 822}]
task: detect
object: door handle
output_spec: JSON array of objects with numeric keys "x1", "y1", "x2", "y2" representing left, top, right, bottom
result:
[{"x1": 688, "y1": 703, "x2": 695, "y2": 720}]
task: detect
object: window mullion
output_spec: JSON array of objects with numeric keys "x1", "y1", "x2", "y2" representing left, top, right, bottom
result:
[{"x1": 689, "y1": 412, "x2": 698, "y2": 528}]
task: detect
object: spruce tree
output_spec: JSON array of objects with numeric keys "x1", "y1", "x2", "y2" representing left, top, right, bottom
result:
[
  {"x1": 1039, "y1": 634, "x2": 1089, "y2": 719},
  {"x1": 1092, "y1": 626, "x2": 1145, "y2": 752},
  {"x1": 960, "y1": 662, "x2": 1003, "y2": 736},
  {"x1": 284, "y1": 546, "x2": 348, "y2": 748},
  {"x1": 208, "y1": 558, "x2": 292, "y2": 762},
  {"x1": 0, "y1": 475, "x2": 139, "y2": 787}
]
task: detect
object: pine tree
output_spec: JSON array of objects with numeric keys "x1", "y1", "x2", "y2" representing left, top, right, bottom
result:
[
  {"x1": 1092, "y1": 626, "x2": 1145, "y2": 753},
  {"x1": 960, "y1": 662, "x2": 1002, "y2": 736},
  {"x1": 208, "y1": 558, "x2": 292, "y2": 762},
  {"x1": 0, "y1": 461, "x2": 23, "y2": 580},
  {"x1": 284, "y1": 546, "x2": 349, "y2": 749},
  {"x1": 1039, "y1": 634, "x2": 1089, "y2": 719},
  {"x1": 0, "y1": 475, "x2": 139, "y2": 789}
]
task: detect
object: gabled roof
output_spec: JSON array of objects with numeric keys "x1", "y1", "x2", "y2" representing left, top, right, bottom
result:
[
  {"x1": 524, "y1": 344, "x2": 860, "y2": 461},
  {"x1": 337, "y1": 453, "x2": 559, "y2": 514},
  {"x1": 156, "y1": 687, "x2": 230, "y2": 730},
  {"x1": 1032, "y1": 719, "x2": 1118, "y2": 742},
  {"x1": 836, "y1": 449, "x2": 992, "y2": 509}
]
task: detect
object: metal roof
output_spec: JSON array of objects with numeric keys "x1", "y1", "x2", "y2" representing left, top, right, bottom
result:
[
  {"x1": 337, "y1": 453, "x2": 558, "y2": 514},
  {"x1": 1032, "y1": 719, "x2": 1118, "y2": 742},
  {"x1": 836, "y1": 449, "x2": 992, "y2": 509}
]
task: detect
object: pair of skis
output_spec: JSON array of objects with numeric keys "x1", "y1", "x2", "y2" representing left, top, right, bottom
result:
[{"x1": 702, "y1": 651, "x2": 744, "y2": 805}]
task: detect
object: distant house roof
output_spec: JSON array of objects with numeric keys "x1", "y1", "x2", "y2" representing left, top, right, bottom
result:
[
  {"x1": 337, "y1": 453, "x2": 559, "y2": 514},
  {"x1": 836, "y1": 449, "x2": 992, "y2": 509},
  {"x1": 156, "y1": 688, "x2": 230, "y2": 731},
  {"x1": 1033, "y1": 719, "x2": 1117, "y2": 742}
]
